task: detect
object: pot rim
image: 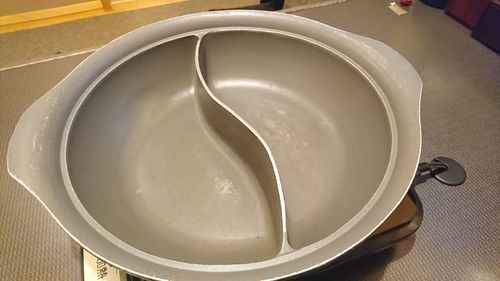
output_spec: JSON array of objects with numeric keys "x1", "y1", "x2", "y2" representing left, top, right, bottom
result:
[{"x1": 8, "y1": 10, "x2": 422, "y2": 281}]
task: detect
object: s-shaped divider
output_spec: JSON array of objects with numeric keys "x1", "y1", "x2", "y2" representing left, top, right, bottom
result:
[{"x1": 194, "y1": 35, "x2": 293, "y2": 256}]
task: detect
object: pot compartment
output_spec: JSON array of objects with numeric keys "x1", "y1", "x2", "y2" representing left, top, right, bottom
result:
[
  {"x1": 64, "y1": 36, "x2": 285, "y2": 264},
  {"x1": 198, "y1": 31, "x2": 393, "y2": 249}
]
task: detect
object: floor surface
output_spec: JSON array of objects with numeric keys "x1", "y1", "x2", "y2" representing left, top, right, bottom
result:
[{"x1": 1, "y1": 1, "x2": 499, "y2": 280}]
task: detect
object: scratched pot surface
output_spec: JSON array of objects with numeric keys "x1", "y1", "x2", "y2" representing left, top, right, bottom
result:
[
  {"x1": 199, "y1": 31, "x2": 392, "y2": 249},
  {"x1": 66, "y1": 36, "x2": 284, "y2": 264},
  {"x1": 65, "y1": 30, "x2": 391, "y2": 264}
]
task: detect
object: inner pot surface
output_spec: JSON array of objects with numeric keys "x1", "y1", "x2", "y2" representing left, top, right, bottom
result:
[{"x1": 65, "y1": 30, "x2": 392, "y2": 264}]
